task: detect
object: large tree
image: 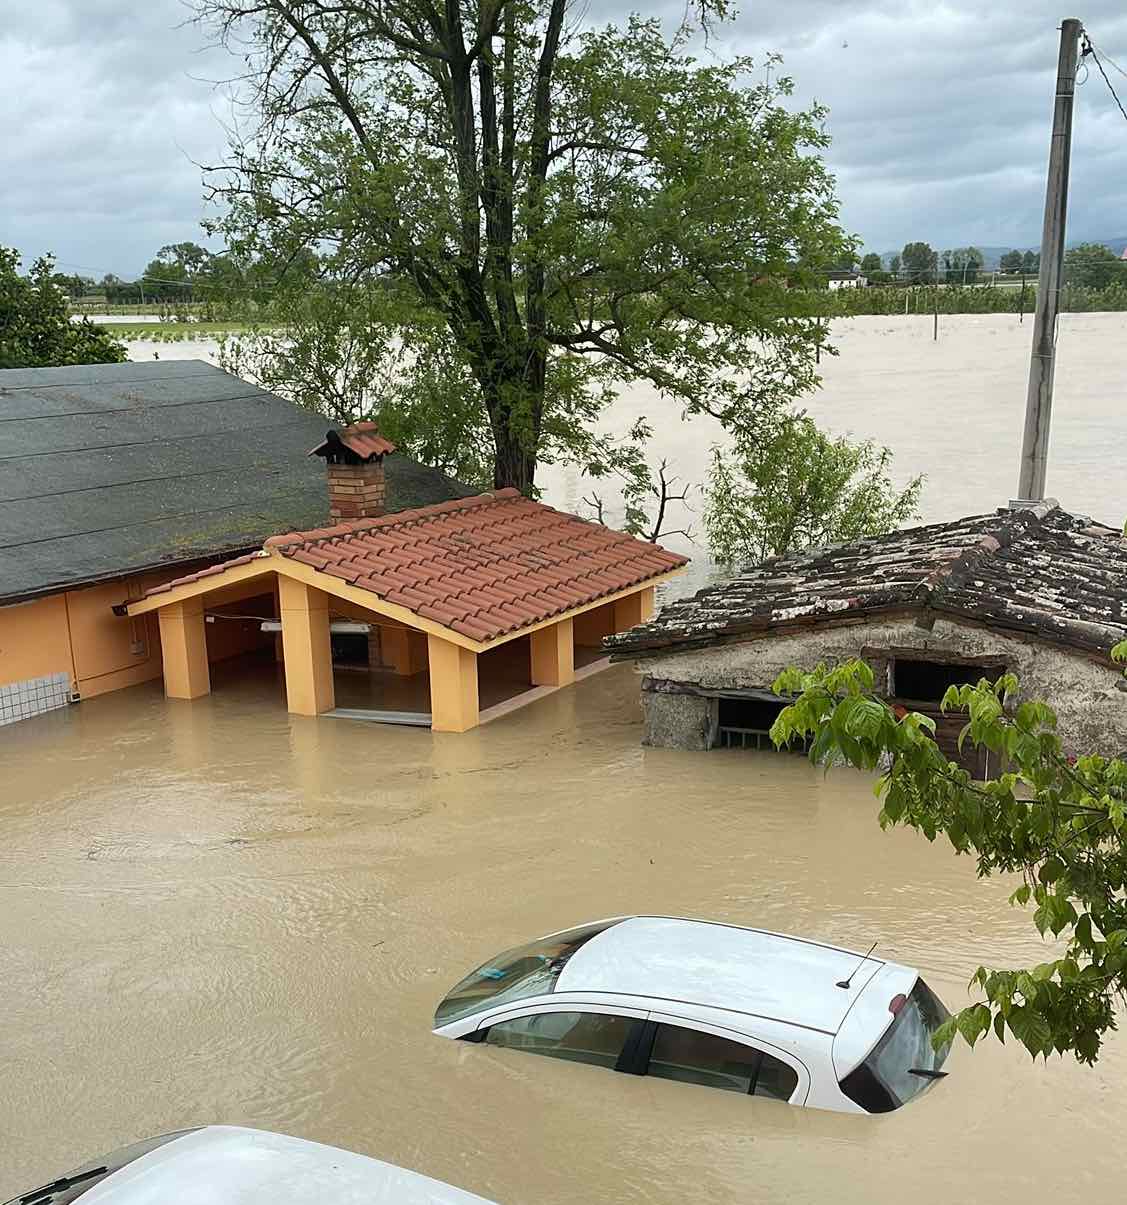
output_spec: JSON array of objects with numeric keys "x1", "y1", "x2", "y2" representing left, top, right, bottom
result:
[
  {"x1": 0, "y1": 248, "x2": 125, "y2": 370},
  {"x1": 941, "y1": 246, "x2": 984, "y2": 286},
  {"x1": 900, "y1": 241, "x2": 937, "y2": 284},
  {"x1": 1065, "y1": 242, "x2": 1124, "y2": 289},
  {"x1": 999, "y1": 249, "x2": 1023, "y2": 274},
  {"x1": 195, "y1": 1, "x2": 849, "y2": 492}
]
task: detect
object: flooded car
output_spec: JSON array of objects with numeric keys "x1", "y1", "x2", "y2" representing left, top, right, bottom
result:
[
  {"x1": 434, "y1": 916, "x2": 951, "y2": 1113},
  {"x1": 2, "y1": 1126, "x2": 499, "y2": 1204}
]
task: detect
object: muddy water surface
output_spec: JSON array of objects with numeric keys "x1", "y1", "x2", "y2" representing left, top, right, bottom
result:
[{"x1": 0, "y1": 666, "x2": 1121, "y2": 1202}]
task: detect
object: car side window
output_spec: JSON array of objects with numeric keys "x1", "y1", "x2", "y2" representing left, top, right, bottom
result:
[
  {"x1": 483, "y1": 1011, "x2": 634, "y2": 1069},
  {"x1": 646, "y1": 1024, "x2": 799, "y2": 1100}
]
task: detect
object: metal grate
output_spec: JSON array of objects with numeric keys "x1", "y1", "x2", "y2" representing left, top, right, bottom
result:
[{"x1": 714, "y1": 725, "x2": 812, "y2": 753}]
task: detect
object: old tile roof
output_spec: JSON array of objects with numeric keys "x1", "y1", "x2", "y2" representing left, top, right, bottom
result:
[
  {"x1": 143, "y1": 489, "x2": 688, "y2": 643},
  {"x1": 607, "y1": 502, "x2": 1127, "y2": 660},
  {"x1": 0, "y1": 361, "x2": 471, "y2": 605},
  {"x1": 309, "y1": 421, "x2": 396, "y2": 461}
]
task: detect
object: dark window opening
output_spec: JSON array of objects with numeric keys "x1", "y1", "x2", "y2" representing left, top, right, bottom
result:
[
  {"x1": 892, "y1": 658, "x2": 993, "y2": 703},
  {"x1": 331, "y1": 631, "x2": 369, "y2": 666},
  {"x1": 714, "y1": 695, "x2": 810, "y2": 753}
]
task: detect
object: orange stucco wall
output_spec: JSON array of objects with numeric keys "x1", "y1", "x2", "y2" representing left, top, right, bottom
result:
[
  {"x1": 0, "y1": 572, "x2": 276, "y2": 706},
  {"x1": 0, "y1": 594, "x2": 75, "y2": 687}
]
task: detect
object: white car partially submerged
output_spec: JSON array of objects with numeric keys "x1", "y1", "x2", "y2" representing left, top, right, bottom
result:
[
  {"x1": 434, "y1": 916, "x2": 951, "y2": 1113},
  {"x1": 3, "y1": 1126, "x2": 498, "y2": 1204}
]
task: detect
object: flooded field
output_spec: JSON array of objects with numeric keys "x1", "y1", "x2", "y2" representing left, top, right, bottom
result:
[
  {"x1": 1, "y1": 664, "x2": 1123, "y2": 1203},
  {"x1": 127, "y1": 311, "x2": 1127, "y2": 597}
]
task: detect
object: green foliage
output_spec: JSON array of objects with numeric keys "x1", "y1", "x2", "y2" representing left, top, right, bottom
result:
[
  {"x1": 195, "y1": 1, "x2": 850, "y2": 492},
  {"x1": 770, "y1": 645, "x2": 1127, "y2": 1065},
  {"x1": 825, "y1": 280, "x2": 1127, "y2": 317},
  {"x1": 900, "y1": 241, "x2": 938, "y2": 284},
  {"x1": 1065, "y1": 242, "x2": 1127, "y2": 289},
  {"x1": 702, "y1": 410, "x2": 922, "y2": 564},
  {"x1": 999, "y1": 250, "x2": 1024, "y2": 274},
  {"x1": 941, "y1": 246, "x2": 984, "y2": 285},
  {"x1": 859, "y1": 252, "x2": 882, "y2": 275},
  {"x1": 0, "y1": 247, "x2": 125, "y2": 369}
]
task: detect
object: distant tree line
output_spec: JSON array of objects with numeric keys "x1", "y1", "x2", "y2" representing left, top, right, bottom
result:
[
  {"x1": 52, "y1": 242, "x2": 281, "y2": 308},
  {"x1": 845, "y1": 240, "x2": 1126, "y2": 289}
]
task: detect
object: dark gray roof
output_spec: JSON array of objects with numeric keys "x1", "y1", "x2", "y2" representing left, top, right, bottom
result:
[
  {"x1": 608, "y1": 502, "x2": 1127, "y2": 661},
  {"x1": 0, "y1": 360, "x2": 473, "y2": 604}
]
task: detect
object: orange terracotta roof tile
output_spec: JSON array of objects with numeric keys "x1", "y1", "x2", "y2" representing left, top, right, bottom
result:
[
  {"x1": 139, "y1": 490, "x2": 689, "y2": 640},
  {"x1": 308, "y1": 421, "x2": 397, "y2": 461}
]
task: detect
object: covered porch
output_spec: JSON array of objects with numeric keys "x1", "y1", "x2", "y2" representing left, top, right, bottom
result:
[{"x1": 126, "y1": 555, "x2": 664, "y2": 733}]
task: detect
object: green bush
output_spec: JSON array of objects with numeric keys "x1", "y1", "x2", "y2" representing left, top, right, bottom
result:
[{"x1": 818, "y1": 281, "x2": 1127, "y2": 317}]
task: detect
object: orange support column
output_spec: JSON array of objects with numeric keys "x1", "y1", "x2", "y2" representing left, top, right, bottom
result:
[
  {"x1": 613, "y1": 585, "x2": 655, "y2": 632},
  {"x1": 158, "y1": 598, "x2": 210, "y2": 700},
  {"x1": 530, "y1": 617, "x2": 575, "y2": 687},
  {"x1": 279, "y1": 576, "x2": 335, "y2": 716},
  {"x1": 427, "y1": 635, "x2": 479, "y2": 732}
]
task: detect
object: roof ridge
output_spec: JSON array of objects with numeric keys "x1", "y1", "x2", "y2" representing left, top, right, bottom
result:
[{"x1": 264, "y1": 489, "x2": 521, "y2": 549}]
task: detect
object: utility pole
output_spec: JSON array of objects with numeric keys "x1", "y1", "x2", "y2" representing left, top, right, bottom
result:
[{"x1": 1014, "y1": 17, "x2": 1082, "y2": 504}]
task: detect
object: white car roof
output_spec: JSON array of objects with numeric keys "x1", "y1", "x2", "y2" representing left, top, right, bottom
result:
[
  {"x1": 556, "y1": 916, "x2": 909, "y2": 1035},
  {"x1": 79, "y1": 1126, "x2": 498, "y2": 1204}
]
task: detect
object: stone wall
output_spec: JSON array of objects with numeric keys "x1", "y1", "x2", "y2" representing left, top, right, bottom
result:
[{"x1": 635, "y1": 617, "x2": 1127, "y2": 755}]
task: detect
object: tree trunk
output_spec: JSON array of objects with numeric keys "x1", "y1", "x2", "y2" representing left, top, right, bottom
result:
[{"x1": 492, "y1": 424, "x2": 537, "y2": 493}]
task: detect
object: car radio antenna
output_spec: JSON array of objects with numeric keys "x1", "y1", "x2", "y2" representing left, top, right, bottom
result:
[{"x1": 836, "y1": 941, "x2": 878, "y2": 990}]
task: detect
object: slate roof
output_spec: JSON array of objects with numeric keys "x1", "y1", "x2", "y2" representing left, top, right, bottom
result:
[
  {"x1": 142, "y1": 488, "x2": 688, "y2": 643},
  {"x1": 0, "y1": 360, "x2": 473, "y2": 605},
  {"x1": 607, "y1": 502, "x2": 1127, "y2": 660}
]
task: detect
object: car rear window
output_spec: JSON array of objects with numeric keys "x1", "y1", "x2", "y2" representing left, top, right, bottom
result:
[
  {"x1": 839, "y1": 978, "x2": 951, "y2": 1113},
  {"x1": 434, "y1": 921, "x2": 617, "y2": 1026}
]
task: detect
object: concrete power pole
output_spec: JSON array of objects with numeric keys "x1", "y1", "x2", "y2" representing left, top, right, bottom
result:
[{"x1": 1014, "y1": 17, "x2": 1083, "y2": 504}]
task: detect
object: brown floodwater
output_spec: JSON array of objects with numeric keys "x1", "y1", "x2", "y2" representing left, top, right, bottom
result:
[{"x1": 0, "y1": 662, "x2": 1121, "y2": 1202}]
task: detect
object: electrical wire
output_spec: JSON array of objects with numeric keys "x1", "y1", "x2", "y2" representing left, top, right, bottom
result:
[
  {"x1": 1088, "y1": 40, "x2": 1127, "y2": 81},
  {"x1": 1083, "y1": 32, "x2": 1127, "y2": 125}
]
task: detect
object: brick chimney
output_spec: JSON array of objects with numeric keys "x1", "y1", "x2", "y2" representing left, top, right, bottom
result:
[{"x1": 309, "y1": 422, "x2": 396, "y2": 521}]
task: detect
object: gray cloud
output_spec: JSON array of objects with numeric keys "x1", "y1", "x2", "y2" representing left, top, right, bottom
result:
[{"x1": 2, "y1": 0, "x2": 1126, "y2": 275}]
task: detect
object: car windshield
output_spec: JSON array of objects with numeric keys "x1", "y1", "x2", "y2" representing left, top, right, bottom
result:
[
  {"x1": 840, "y1": 978, "x2": 951, "y2": 1112},
  {"x1": 434, "y1": 921, "x2": 617, "y2": 1026}
]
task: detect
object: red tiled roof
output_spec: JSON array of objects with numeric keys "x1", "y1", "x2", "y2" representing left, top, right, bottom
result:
[
  {"x1": 143, "y1": 489, "x2": 688, "y2": 642},
  {"x1": 309, "y1": 421, "x2": 397, "y2": 461},
  {"x1": 341, "y1": 421, "x2": 396, "y2": 458}
]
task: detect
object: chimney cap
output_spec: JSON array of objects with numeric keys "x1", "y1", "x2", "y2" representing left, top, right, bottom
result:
[{"x1": 309, "y1": 421, "x2": 397, "y2": 464}]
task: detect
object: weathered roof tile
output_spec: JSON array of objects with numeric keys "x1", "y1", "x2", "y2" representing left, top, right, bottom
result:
[{"x1": 608, "y1": 503, "x2": 1127, "y2": 660}]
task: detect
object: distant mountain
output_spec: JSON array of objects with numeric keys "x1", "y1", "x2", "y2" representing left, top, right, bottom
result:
[{"x1": 876, "y1": 238, "x2": 1127, "y2": 270}]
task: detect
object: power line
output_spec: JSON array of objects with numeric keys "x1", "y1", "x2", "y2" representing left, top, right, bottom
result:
[
  {"x1": 1083, "y1": 33, "x2": 1127, "y2": 125},
  {"x1": 1088, "y1": 39, "x2": 1127, "y2": 82}
]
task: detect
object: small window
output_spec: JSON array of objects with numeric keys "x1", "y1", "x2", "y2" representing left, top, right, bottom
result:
[
  {"x1": 484, "y1": 1011, "x2": 634, "y2": 1069},
  {"x1": 646, "y1": 1025, "x2": 799, "y2": 1100},
  {"x1": 892, "y1": 658, "x2": 994, "y2": 703},
  {"x1": 714, "y1": 695, "x2": 810, "y2": 753}
]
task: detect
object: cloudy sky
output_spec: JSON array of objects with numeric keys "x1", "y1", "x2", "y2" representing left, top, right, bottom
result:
[{"x1": 2, "y1": 1, "x2": 1126, "y2": 277}]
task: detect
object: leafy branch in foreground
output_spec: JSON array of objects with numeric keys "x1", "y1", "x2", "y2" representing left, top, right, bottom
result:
[{"x1": 769, "y1": 645, "x2": 1127, "y2": 1065}]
